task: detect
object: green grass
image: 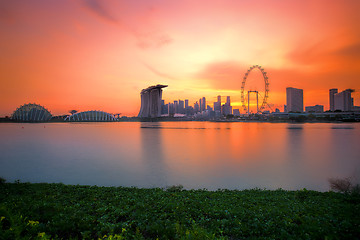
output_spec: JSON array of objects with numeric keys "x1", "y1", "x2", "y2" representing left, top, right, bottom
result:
[{"x1": 1, "y1": 183, "x2": 359, "y2": 239}]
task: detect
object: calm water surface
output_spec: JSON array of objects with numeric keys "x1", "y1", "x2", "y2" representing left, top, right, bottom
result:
[{"x1": 0, "y1": 122, "x2": 359, "y2": 191}]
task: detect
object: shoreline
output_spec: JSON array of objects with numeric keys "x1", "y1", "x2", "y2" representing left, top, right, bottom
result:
[{"x1": 1, "y1": 118, "x2": 360, "y2": 124}]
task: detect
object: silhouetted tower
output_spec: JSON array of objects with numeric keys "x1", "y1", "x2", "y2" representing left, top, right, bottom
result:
[{"x1": 329, "y1": 88, "x2": 338, "y2": 111}]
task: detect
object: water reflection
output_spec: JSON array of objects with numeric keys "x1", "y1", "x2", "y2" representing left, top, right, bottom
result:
[
  {"x1": 0, "y1": 122, "x2": 359, "y2": 191},
  {"x1": 140, "y1": 122, "x2": 167, "y2": 188},
  {"x1": 330, "y1": 123, "x2": 360, "y2": 184}
]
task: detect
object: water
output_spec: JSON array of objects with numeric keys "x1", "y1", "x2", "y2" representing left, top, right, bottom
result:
[{"x1": 0, "y1": 122, "x2": 359, "y2": 191}]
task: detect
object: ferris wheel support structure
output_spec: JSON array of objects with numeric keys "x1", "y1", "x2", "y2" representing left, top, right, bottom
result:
[
  {"x1": 241, "y1": 65, "x2": 269, "y2": 114},
  {"x1": 248, "y1": 91, "x2": 259, "y2": 114}
]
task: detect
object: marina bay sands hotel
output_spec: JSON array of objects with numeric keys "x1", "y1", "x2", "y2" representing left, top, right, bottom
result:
[{"x1": 138, "y1": 84, "x2": 168, "y2": 118}]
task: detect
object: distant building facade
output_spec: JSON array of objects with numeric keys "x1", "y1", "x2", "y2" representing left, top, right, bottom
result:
[
  {"x1": 221, "y1": 96, "x2": 232, "y2": 116},
  {"x1": 305, "y1": 105, "x2": 324, "y2": 113},
  {"x1": 138, "y1": 84, "x2": 168, "y2": 118},
  {"x1": 233, "y1": 109, "x2": 240, "y2": 116},
  {"x1": 213, "y1": 95, "x2": 221, "y2": 115},
  {"x1": 185, "y1": 99, "x2": 189, "y2": 109},
  {"x1": 194, "y1": 101, "x2": 199, "y2": 113},
  {"x1": 161, "y1": 100, "x2": 168, "y2": 115},
  {"x1": 334, "y1": 89, "x2": 354, "y2": 111},
  {"x1": 199, "y1": 97, "x2": 206, "y2": 112},
  {"x1": 178, "y1": 100, "x2": 185, "y2": 114},
  {"x1": 286, "y1": 87, "x2": 303, "y2": 112}
]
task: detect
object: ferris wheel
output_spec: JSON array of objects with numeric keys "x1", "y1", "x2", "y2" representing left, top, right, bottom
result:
[{"x1": 240, "y1": 65, "x2": 269, "y2": 114}]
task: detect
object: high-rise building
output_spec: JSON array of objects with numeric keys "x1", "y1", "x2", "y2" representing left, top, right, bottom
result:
[
  {"x1": 329, "y1": 89, "x2": 338, "y2": 111},
  {"x1": 202, "y1": 97, "x2": 206, "y2": 112},
  {"x1": 334, "y1": 89, "x2": 354, "y2": 111},
  {"x1": 226, "y1": 96, "x2": 230, "y2": 105},
  {"x1": 161, "y1": 100, "x2": 168, "y2": 115},
  {"x1": 185, "y1": 99, "x2": 189, "y2": 109},
  {"x1": 213, "y1": 102, "x2": 221, "y2": 112},
  {"x1": 214, "y1": 95, "x2": 221, "y2": 113},
  {"x1": 199, "y1": 98, "x2": 202, "y2": 112},
  {"x1": 174, "y1": 100, "x2": 178, "y2": 113},
  {"x1": 221, "y1": 96, "x2": 232, "y2": 115},
  {"x1": 222, "y1": 104, "x2": 232, "y2": 116},
  {"x1": 168, "y1": 103, "x2": 175, "y2": 115},
  {"x1": 194, "y1": 101, "x2": 199, "y2": 113},
  {"x1": 286, "y1": 87, "x2": 303, "y2": 112},
  {"x1": 179, "y1": 100, "x2": 185, "y2": 114},
  {"x1": 138, "y1": 84, "x2": 168, "y2": 117}
]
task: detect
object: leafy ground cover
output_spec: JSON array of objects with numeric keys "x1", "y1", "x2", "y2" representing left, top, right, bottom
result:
[{"x1": 0, "y1": 182, "x2": 359, "y2": 239}]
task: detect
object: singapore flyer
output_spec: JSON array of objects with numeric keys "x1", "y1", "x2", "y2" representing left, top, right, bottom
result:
[{"x1": 240, "y1": 65, "x2": 269, "y2": 114}]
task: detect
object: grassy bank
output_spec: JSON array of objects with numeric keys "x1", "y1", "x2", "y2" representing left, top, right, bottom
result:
[{"x1": 1, "y1": 183, "x2": 359, "y2": 239}]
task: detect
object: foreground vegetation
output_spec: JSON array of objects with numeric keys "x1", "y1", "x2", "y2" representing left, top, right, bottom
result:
[{"x1": 1, "y1": 182, "x2": 359, "y2": 239}]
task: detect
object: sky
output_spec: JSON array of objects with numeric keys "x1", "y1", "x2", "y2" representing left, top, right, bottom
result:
[{"x1": 1, "y1": 0, "x2": 360, "y2": 116}]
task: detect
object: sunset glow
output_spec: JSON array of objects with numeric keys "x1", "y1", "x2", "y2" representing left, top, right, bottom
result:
[{"x1": 1, "y1": 0, "x2": 360, "y2": 116}]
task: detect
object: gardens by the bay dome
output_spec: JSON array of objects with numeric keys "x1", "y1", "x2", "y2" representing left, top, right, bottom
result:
[
  {"x1": 64, "y1": 110, "x2": 117, "y2": 122},
  {"x1": 12, "y1": 103, "x2": 52, "y2": 122}
]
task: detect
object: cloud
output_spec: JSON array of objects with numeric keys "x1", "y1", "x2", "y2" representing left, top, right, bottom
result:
[
  {"x1": 195, "y1": 61, "x2": 244, "y2": 89},
  {"x1": 81, "y1": 0, "x2": 118, "y2": 24},
  {"x1": 286, "y1": 36, "x2": 360, "y2": 72},
  {"x1": 135, "y1": 31, "x2": 173, "y2": 50},
  {"x1": 333, "y1": 42, "x2": 360, "y2": 67},
  {"x1": 80, "y1": 0, "x2": 173, "y2": 50},
  {"x1": 141, "y1": 61, "x2": 177, "y2": 80}
]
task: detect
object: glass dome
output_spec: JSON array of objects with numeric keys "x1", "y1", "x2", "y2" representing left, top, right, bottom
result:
[
  {"x1": 64, "y1": 110, "x2": 117, "y2": 122},
  {"x1": 12, "y1": 103, "x2": 52, "y2": 122}
]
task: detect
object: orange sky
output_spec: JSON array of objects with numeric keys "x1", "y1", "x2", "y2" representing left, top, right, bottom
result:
[{"x1": 1, "y1": 0, "x2": 360, "y2": 116}]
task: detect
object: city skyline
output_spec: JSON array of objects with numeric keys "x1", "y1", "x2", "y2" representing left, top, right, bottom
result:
[
  {"x1": 1, "y1": 0, "x2": 360, "y2": 116},
  {"x1": 4, "y1": 84, "x2": 360, "y2": 119}
]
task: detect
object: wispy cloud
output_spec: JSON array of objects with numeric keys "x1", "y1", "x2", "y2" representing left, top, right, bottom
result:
[
  {"x1": 195, "y1": 61, "x2": 244, "y2": 89},
  {"x1": 81, "y1": 0, "x2": 118, "y2": 24},
  {"x1": 135, "y1": 32, "x2": 173, "y2": 50},
  {"x1": 80, "y1": 0, "x2": 173, "y2": 50},
  {"x1": 141, "y1": 61, "x2": 177, "y2": 80},
  {"x1": 286, "y1": 36, "x2": 360, "y2": 72}
]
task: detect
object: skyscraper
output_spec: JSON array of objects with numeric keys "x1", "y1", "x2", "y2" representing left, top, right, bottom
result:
[
  {"x1": 194, "y1": 101, "x2": 199, "y2": 113},
  {"x1": 202, "y1": 97, "x2": 206, "y2": 112},
  {"x1": 286, "y1": 87, "x2": 303, "y2": 112},
  {"x1": 161, "y1": 100, "x2": 168, "y2": 115},
  {"x1": 222, "y1": 96, "x2": 232, "y2": 115},
  {"x1": 168, "y1": 103, "x2": 175, "y2": 115},
  {"x1": 214, "y1": 95, "x2": 221, "y2": 113},
  {"x1": 226, "y1": 96, "x2": 230, "y2": 105},
  {"x1": 138, "y1": 84, "x2": 168, "y2": 117},
  {"x1": 334, "y1": 89, "x2": 353, "y2": 111},
  {"x1": 329, "y1": 88, "x2": 338, "y2": 111},
  {"x1": 179, "y1": 100, "x2": 184, "y2": 114}
]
